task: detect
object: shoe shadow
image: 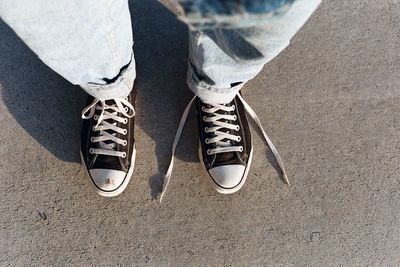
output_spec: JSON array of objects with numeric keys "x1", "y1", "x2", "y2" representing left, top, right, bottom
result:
[
  {"x1": 0, "y1": 19, "x2": 86, "y2": 163},
  {"x1": 130, "y1": 0, "x2": 197, "y2": 199}
]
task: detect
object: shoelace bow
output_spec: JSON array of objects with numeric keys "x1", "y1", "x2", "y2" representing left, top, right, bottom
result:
[
  {"x1": 81, "y1": 97, "x2": 135, "y2": 158},
  {"x1": 160, "y1": 94, "x2": 290, "y2": 202}
]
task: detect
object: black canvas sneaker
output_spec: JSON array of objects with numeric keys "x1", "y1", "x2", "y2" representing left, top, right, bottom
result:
[
  {"x1": 196, "y1": 95, "x2": 252, "y2": 193},
  {"x1": 160, "y1": 92, "x2": 290, "y2": 201},
  {"x1": 80, "y1": 91, "x2": 136, "y2": 197}
]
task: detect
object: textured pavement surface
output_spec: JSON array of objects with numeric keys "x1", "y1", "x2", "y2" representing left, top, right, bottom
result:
[{"x1": 1, "y1": 0, "x2": 400, "y2": 266}]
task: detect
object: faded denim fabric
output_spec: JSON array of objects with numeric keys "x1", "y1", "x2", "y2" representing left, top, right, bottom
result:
[
  {"x1": 186, "y1": 0, "x2": 321, "y2": 104},
  {"x1": 179, "y1": 0, "x2": 294, "y2": 15},
  {"x1": 0, "y1": 0, "x2": 320, "y2": 103},
  {"x1": 177, "y1": 0, "x2": 296, "y2": 29},
  {"x1": 0, "y1": 0, "x2": 135, "y2": 100}
]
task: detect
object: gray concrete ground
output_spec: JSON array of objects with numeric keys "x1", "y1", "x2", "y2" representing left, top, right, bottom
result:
[{"x1": 1, "y1": 0, "x2": 400, "y2": 266}]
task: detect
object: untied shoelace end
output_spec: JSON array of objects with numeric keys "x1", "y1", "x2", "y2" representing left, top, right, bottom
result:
[
  {"x1": 159, "y1": 160, "x2": 174, "y2": 203},
  {"x1": 236, "y1": 93, "x2": 291, "y2": 187},
  {"x1": 160, "y1": 93, "x2": 291, "y2": 202},
  {"x1": 159, "y1": 96, "x2": 197, "y2": 203},
  {"x1": 282, "y1": 168, "x2": 291, "y2": 187}
]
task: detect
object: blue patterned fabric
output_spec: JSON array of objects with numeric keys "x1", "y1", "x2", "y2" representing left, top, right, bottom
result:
[{"x1": 178, "y1": 0, "x2": 296, "y2": 28}]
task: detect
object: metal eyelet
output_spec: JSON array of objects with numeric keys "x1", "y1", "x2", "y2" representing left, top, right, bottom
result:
[
  {"x1": 90, "y1": 137, "x2": 95, "y2": 142},
  {"x1": 205, "y1": 138, "x2": 210, "y2": 144},
  {"x1": 122, "y1": 152, "x2": 127, "y2": 158},
  {"x1": 233, "y1": 115, "x2": 237, "y2": 121},
  {"x1": 123, "y1": 129, "x2": 128, "y2": 135},
  {"x1": 237, "y1": 136, "x2": 241, "y2": 142},
  {"x1": 207, "y1": 149, "x2": 212, "y2": 155},
  {"x1": 236, "y1": 126, "x2": 240, "y2": 131},
  {"x1": 232, "y1": 105, "x2": 236, "y2": 110},
  {"x1": 89, "y1": 148, "x2": 94, "y2": 154},
  {"x1": 204, "y1": 127, "x2": 209, "y2": 133},
  {"x1": 124, "y1": 107, "x2": 129, "y2": 112},
  {"x1": 94, "y1": 115, "x2": 98, "y2": 120},
  {"x1": 201, "y1": 106, "x2": 206, "y2": 112},
  {"x1": 92, "y1": 126, "x2": 97, "y2": 131},
  {"x1": 239, "y1": 146, "x2": 243, "y2": 152},
  {"x1": 123, "y1": 118, "x2": 128, "y2": 124},
  {"x1": 202, "y1": 116, "x2": 208, "y2": 122},
  {"x1": 122, "y1": 140, "x2": 127, "y2": 146}
]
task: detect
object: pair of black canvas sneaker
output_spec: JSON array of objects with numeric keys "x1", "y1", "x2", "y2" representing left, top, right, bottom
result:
[{"x1": 80, "y1": 88, "x2": 288, "y2": 198}]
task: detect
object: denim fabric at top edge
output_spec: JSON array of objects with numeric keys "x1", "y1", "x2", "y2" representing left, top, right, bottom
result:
[{"x1": 178, "y1": 0, "x2": 296, "y2": 28}]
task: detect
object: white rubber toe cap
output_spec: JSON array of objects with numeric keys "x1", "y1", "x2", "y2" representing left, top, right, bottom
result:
[
  {"x1": 209, "y1": 165, "x2": 246, "y2": 189},
  {"x1": 89, "y1": 169, "x2": 127, "y2": 192}
]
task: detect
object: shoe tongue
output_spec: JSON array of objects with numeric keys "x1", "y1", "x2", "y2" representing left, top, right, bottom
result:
[
  {"x1": 214, "y1": 150, "x2": 236, "y2": 164},
  {"x1": 213, "y1": 134, "x2": 238, "y2": 165},
  {"x1": 105, "y1": 99, "x2": 115, "y2": 106},
  {"x1": 93, "y1": 154, "x2": 122, "y2": 169}
]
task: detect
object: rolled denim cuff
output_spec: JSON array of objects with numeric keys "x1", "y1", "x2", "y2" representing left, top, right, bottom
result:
[
  {"x1": 187, "y1": 64, "x2": 244, "y2": 104},
  {"x1": 80, "y1": 56, "x2": 136, "y2": 100}
]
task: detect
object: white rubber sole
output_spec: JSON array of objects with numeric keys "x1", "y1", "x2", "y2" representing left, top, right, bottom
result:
[
  {"x1": 198, "y1": 142, "x2": 253, "y2": 194},
  {"x1": 80, "y1": 145, "x2": 136, "y2": 197}
]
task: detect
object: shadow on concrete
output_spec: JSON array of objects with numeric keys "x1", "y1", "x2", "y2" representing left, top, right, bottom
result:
[
  {"x1": 0, "y1": 20, "x2": 86, "y2": 163},
  {"x1": 0, "y1": 0, "x2": 283, "y2": 197},
  {"x1": 0, "y1": 1, "x2": 197, "y2": 197},
  {"x1": 129, "y1": 0, "x2": 197, "y2": 198}
]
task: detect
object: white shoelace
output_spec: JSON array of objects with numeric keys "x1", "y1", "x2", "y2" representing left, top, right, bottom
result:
[
  {"x1": 81, "y1": 97, "x2": 135, "y2": 158},
  {"x1": 201, "y1": 103, "x2": 243, "y2": 155},
  {"x1": 160, "y1": 94, "x2": 290, "y2": 202}
]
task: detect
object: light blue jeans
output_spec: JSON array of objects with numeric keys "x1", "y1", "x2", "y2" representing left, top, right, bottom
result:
[{"x1": 0, "y1": 0, "x2": 321, "y2": 104}]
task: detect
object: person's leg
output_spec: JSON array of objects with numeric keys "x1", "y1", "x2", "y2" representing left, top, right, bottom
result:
[
  {"x1": 0, "y1": 0, "x2": 137, "y2": 197},
  {"x1": 191, "y1": 0, "x2": 321, "y2": 192},
  {"x1": 162, "y1": 0, "x2": 321, "y2": 199},
  {"x1": 0, "y1": 0, "x2": 135, "y2": 99},
  {"x1": 187, "y1": 0, "x2": 321, "y2": 104}
]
